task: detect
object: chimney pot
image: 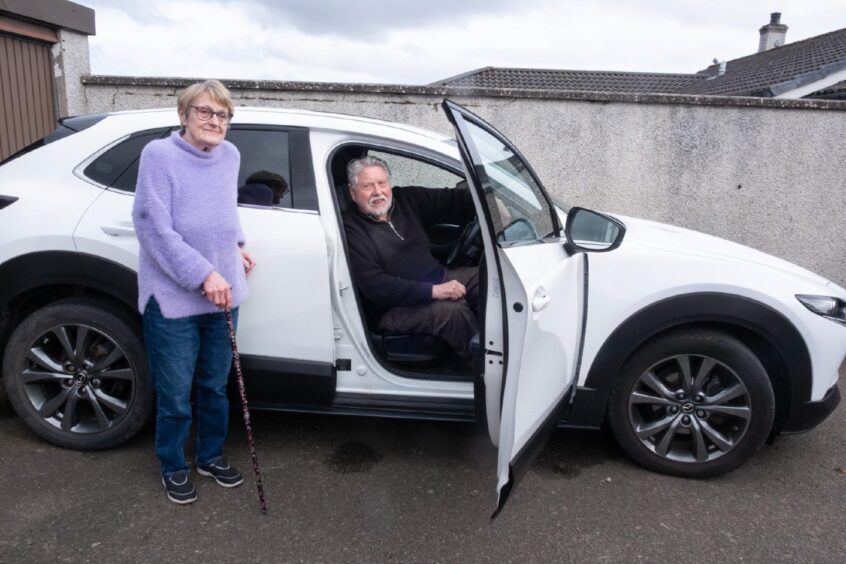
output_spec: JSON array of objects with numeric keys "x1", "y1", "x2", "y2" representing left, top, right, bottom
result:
[{"x1": 759, "y1": 13, "x2": 788, "y2": 52}]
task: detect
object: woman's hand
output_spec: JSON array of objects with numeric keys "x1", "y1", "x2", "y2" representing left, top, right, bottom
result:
[
  {"x1": 202, "y1": 271, "x2": 233, "y2": 310},
  {"x1": 240, "y1": 248, "x2": 256, "y2": 276}
]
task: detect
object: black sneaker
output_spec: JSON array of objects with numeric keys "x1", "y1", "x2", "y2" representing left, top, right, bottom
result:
[
  {"x1": 162, "y1": 470, "x2": 197, "y2": 504},
  {"x1": 197, "y1": 457, "x2": 244, "y2": 488}
]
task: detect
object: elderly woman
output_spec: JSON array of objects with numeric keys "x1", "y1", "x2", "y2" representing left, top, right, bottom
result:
[{"x1": 132, "y1": 80, "x2": 255, "y2": 504}]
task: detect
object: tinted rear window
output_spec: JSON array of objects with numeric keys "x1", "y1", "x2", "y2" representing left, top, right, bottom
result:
[
  {"x1": 80, "y1": 126, "x2": 310, "y2": 210},
  {"x1": 83, "y1": 128, "x2": 171, "y2": 190},
  {"x1": 227, "y1": 128, "x2": 292, "y2": 208}
]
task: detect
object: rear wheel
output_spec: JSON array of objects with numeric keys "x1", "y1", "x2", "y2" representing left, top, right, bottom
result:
[
  {"x1": 608, "y1": 329, "x2": 774, "y2": 478},
  {"x1": 2, "y1": 299, "x2": 152, "y2": 449}
]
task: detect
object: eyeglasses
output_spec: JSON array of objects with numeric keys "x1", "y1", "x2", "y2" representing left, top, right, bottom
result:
[
  {"x1": 189, "y1": 105, "x2": 232, "y2": 124},
  {"x1": 358, "y1": 180, "x2": 390, "y2": 192}
]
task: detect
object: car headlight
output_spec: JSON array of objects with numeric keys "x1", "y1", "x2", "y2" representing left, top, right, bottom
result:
[{"x1": 796, "y1": 295, "x2": 846, "y2": 325}]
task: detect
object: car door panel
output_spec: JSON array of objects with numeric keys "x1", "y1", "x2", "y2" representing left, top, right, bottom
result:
[
  {"x1": 72, "y1": 126, "x2": 334, "y2": 367},
  {"x1": 234, "y1": 207, "x2": 333, "y2": 362},
  {"x1": 493, "y1": 242, "x2": 585, "y2": 513},
  {"x1": 442, "y1": 99, "x2": 586, "y2": 515},
  {"x1": 500, "y1": 245, "x2": 584, "y2": 456},
  {"x1": 73, "y1": 193, "x2": 334, "y2": 359}
]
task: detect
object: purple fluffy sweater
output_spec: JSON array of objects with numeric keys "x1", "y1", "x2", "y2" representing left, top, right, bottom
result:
[{"x1": 132, "y1": 131, "x2": 248, "y2": 318}]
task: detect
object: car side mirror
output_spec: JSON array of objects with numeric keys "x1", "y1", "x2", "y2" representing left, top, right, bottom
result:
[{"x1": 563, "y1": 207, "x2": 626, "y2": 253}]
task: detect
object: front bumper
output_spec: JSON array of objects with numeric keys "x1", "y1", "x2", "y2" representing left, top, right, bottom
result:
[{"x1": 782, "y1": 383, "x2": 841, "y2": 434}]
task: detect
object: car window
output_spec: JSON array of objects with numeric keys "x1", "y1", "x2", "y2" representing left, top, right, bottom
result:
[
  {"x1": 82, "y1": 128, "x2": 171, "y2": 191},
  {"x1": 81, "y1": 127, "x2": 296, "y2": 210},
  {"x1": 461, "y1": 120, "x2": 557, "y2": 244},
  {"x1": 368, "y1": 150, "x2": 463, "y2": 189},
  {"x1": 227, "y1": 128, "x2": 292, "y2": 209}
]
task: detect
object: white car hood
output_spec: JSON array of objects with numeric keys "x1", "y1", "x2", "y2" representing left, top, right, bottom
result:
[{"x1": 611, "y1": 214, "x2": 840, "y2": 290}]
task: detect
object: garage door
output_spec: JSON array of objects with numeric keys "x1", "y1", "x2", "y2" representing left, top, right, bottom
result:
[{"x1": 0, "y1": 33, "x2": 56, "y2": 162}]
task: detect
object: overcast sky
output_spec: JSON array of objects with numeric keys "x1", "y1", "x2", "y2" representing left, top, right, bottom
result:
[{"x1": 77, "y1": 0, "x2": 845, "y2": 85}]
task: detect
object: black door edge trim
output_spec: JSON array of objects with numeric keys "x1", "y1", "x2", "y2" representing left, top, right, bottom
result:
[
  {"x1": 563, "y1": 252, "x2": 589, "y2": 419},
  {"x1": 491, "y1": 385, "x2": 572, "y2": 519}
]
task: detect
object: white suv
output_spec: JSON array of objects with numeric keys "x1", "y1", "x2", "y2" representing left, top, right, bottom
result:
[{"x1": 1, "y1": 100, "x2": 843, "y2": 511}]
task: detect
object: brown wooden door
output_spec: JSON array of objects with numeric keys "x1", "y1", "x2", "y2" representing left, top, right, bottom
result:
[{"x1": 0, "y1": 33, "x2": 57, "y2": 161}]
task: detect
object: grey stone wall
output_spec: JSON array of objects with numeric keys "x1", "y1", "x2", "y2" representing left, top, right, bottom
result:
[
  {"x1": 53, "y1": 29, "x2": 90, "y2": 117},
  {"x1": 81, "y1": 77, "x2": 846, "y2": 286}
]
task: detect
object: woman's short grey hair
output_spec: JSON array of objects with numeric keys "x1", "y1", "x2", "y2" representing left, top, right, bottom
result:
[
  {"x1": 347, "y1": 156, "x2": 391, "y2": 189},
  {"x1": 176, "y1": 79, "x2": 234, "y2": 120}
]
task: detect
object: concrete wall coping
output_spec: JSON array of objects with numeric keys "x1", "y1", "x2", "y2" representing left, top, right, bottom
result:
[
  {"x1": 0, "y1": 0, "x2": 95, "y2": 35},
  {"x1": 82, "y1": 74, "x2": 846, "y2": 111}
]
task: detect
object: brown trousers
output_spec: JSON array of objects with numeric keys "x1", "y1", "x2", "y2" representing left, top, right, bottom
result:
[{"x1": 378, "y1": 266, "x2": 479, "y2": 357}]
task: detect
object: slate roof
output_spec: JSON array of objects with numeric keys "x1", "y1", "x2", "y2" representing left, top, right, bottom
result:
[
  {"x1": 433, "y1": 26, "x2": 846, "y2": 99},
  {"x1": 808, "y1": 79, "x2": 846, "y2": 99},
  {"x1": 431, "y1": 67, "x2": 700, "y2": 94},
  {"x1": 681, "y1": 27, "x2": 846, "y2": 96}
]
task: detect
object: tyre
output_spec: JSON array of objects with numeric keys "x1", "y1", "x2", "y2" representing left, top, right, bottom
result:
[
  {"x1": 2, "y1": 298, "x2": 153, "y2": 449},
  {"x1": 607, "y1": 329, "x2": 775, "y2": 478}
]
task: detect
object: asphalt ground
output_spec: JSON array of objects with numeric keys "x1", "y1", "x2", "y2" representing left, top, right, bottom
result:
[{"x1": 1, "y1": 372, "x2": 845, "y2": 564}]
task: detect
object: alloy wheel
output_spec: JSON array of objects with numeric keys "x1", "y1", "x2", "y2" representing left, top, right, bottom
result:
[
  {"x1": 627, "y1": 353, "x2": 752, "y2": 463},
  {"x1": 20, "y1": 323, "x2": 136, "y2": 434}
]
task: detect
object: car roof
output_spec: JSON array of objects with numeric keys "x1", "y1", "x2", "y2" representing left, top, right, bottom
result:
[{"x1": 106, "y1": 106, "x2": 455, "y2": 145}]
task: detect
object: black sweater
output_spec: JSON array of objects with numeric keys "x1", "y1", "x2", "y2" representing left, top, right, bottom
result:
[{"x1": 343, "y1": 186, "x2": 475, "y2": 327}]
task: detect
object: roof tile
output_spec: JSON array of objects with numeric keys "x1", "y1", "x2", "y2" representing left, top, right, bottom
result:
[{"x1": 433, "y1": 27, "x2": 846, "y2": 98}]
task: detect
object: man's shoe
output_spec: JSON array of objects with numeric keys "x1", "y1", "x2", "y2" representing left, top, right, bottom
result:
[
  {"x1": 162, "y1": 470, "x2": 197, "y2": 504},
  {"x1": 197, "y1": 457, "x2": 244, "y2": 488}
]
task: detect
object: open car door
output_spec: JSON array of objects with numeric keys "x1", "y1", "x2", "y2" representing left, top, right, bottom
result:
[{"x1": 442, "y1": 100, "x2": 587, "y2": 516}]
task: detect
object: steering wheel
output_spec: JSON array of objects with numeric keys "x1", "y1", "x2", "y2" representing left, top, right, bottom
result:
[{"x1": 446, "y1": 217, "x2": 482, "y2": 267}]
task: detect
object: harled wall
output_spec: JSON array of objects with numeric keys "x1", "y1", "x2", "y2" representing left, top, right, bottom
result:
[{"x1": 81, "y1": 77, "x2": 846, "y2": 287}]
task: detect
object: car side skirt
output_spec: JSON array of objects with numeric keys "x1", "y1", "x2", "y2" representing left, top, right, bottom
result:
[{"x1": 247, "y1": 390, "x2": 476, "y2": 422}]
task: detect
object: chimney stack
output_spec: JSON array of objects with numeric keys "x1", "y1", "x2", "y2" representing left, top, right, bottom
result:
[{"x1": 759, "y1": 12, "x2": 788, "y2": 52}]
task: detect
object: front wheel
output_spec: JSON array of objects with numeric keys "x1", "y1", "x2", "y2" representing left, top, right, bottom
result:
[
  {"x1": 2, "y1": 298, "x2": 153, "y2": 450},
  {"x1": 608, "y1": 329, "x2": 774, "y2": 478}
]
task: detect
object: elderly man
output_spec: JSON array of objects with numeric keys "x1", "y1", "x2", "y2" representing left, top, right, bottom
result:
[{"x1": 342, "y1": 156, "x2": 479, "y2": 358}]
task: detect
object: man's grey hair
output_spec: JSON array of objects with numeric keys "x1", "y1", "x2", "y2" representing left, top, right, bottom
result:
[{"x1": 347, "y1": 156, "x2": 391, "y2": 189}]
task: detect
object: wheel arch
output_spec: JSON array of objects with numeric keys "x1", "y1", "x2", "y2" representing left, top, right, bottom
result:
[
  {"x1": 567, "y1": 292, "x2": 810, "y2": 435},
  {"x1": 0, "y1": 251, "x2": 140, "y2": 368}
]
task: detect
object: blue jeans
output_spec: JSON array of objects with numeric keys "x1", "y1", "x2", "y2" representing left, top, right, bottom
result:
[{"x1": 142, "y1": 297, "x2": 238, "y2": 477}]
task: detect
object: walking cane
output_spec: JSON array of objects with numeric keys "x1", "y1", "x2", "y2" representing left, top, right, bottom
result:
[{"x1": 225, "y1": 310, "x2": 268, "y2": 514}]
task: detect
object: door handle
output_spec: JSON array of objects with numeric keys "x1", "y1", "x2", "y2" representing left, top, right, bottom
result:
[
  {"x1": 532, "y1": 287, "x2": 551, "y2": 312},
  {"x1": 101, "y1": 224, "x2": 136, "y2": 237}
]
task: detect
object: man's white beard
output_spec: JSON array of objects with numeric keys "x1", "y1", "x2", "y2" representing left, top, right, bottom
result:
[{"x1": 366, "y1": 195, "x2": 391, "y2": 217}]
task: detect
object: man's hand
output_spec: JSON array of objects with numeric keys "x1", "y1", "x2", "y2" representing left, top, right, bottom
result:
[
  {"x1": 494, "y1": 196, "x2": 513, "y2": 227},
  {"x1": 202, "y1": 271, "x2": 233, "y2": 311},
  {"x1": 240, "y1": 248, "x2": 256, "y2": 276},
  {"x1": 432, "y1": 279, "x2": 466, "y2": 301}
]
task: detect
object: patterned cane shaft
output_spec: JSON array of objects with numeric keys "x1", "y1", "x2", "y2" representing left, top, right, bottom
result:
[{"x1": 226, "y1": 311, "x2": 268, "y2": 514}]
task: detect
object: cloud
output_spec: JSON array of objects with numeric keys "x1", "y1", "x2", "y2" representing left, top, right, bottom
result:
[
  {"x1": 82, "y1": 0, "x2": 543, "y2": 38},
  {"x1": 78, "y1": 0, "x2": 846, "y2": 84}
]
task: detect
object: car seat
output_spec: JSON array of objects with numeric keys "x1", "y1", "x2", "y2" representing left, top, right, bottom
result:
[{"x1": 332, "y1": 146, "x2": 456, "y2": 369}]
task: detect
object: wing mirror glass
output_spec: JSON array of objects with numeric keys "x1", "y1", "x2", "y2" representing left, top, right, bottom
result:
[{"x1": 564, "y1": 207, "x2": 626, "y2": 253}]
